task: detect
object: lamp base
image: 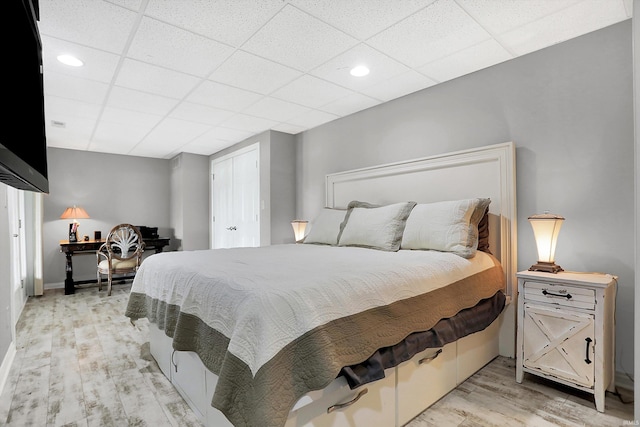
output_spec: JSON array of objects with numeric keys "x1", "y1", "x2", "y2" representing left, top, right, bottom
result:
[{"x1": 529, "y1": 261, "x2": 563, "y2": 274}]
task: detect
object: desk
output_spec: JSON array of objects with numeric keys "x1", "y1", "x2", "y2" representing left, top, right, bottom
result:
[{"x1": 59, "y1": 237, "x2": 170, "y2": 295}]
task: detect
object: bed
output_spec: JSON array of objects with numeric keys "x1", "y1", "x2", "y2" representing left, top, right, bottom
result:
[{"x1": 126, "y1": 142, "x2": 517, "y2": 427}]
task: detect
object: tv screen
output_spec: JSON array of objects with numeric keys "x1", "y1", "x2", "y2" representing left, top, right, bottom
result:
[{"x1": 1, "y1": 0, "x2": 49, "y2": 193}]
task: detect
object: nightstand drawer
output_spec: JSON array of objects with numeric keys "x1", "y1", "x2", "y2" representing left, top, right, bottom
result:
[{"x1": 523, "y1": 281, "x2": 595, "y2": 310}]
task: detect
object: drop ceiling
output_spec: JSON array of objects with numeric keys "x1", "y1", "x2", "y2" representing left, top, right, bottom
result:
[{"x1": 39, "y1": 0, "x2": 633, "y2": 159}]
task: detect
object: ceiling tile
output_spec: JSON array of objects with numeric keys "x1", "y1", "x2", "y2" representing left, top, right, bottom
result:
[
  {"x1": 126, "y1": 144, "x2": 173, "y2": 159},
  {"x1": 241, "y1": 5, "x2": 359, "y2": 71},
  {"x1": 44, "y1": 115, "x2": 96, "y2": 150},
  {"x1": 115, "y1": 59, "x2": 201, "y2": 99},
  {"x1": 310, "y1": 44, "x2": 410, "y2": 91},
  {"x1": 38, "y1": 0, "x2": 631, "y2": 159},
  {"x1": 319, "y1": 93, "x2": 381, "y2": 117},
  {"x1": 368, "y1": 0, "x2": 491, "y2": 67},
  {"x1": 209, "y1": 51, "x2": 303, "y2": 95},
  {"x1": 87, "y1": 141, "x2": 138, "y2": 156},
  {"x1": 286, "y1": 110, "x2": 340, "y2": 129},
  {"x1": 91, "y1": 120, "x2": 155, "y2": 148},
  {"x1": 144, "y1": 0, "x2": 284, "y2": 47},
  {"x1": 419, "y1": 39, "x2": 513, "y2": 83},
  {"x1": 44, "y1": 72, "x2": 110, "y2": 105},
  {"x1": 42, "y1": 36, "x2": 120, "y2": 84},
  {"x1": 290, "y1": 0, "x2": 435, "y2": 40},
  {"x1": 219, "y1": 114, "x2": 279, "y2": 133},
  {"x1": 45, "y1": 97, "x2": 102, "y2": 122},
  {"x1": 129, "y1": 118, "x2": 212, "y2": 157},
  {"x1": 499, "y1": 0, "x2": 632, "y2": 55},
  {"x1": 458, "y1": 0, "x2": 582, "y2": 35},
  {"x1": 271, "y1": 123, "x2": 306, "y2": 135},
  {"x1": 127, "y1": 17, "x2": 235, "y2": 77},
  {"x1": 243, "y1": 97, "x2": 311, "y2": 122},
  {"x1": 359, "y1": 70, "x2": 437, "y2": 102},
  {"x1": 39, "y1": 0, "x2": 137, "y2": 54},
  {"x1": 271, "y1": 75, "x2": 354, "y2": 108},
  {"x1": 179, "y1": 138, "x2": 234, "y2": 156},
  {"x1": 105, "y1": 0, "x2": 142, "y2": 11},
  {"x1": 106, "y1": 86, "x2": 179, "y2": 116},
  {"x1": 187, "y1": 81, "x2": 263, "y2": 111},
  {"x1": 205, "y1": 127, "x2": 256, "y2": 143},
  {"x1": 169, "y1": 102, "x2": 235, "y2": 126},
  {"x1": 101, "y1": 106, "x2": 163, "y2": 128}
]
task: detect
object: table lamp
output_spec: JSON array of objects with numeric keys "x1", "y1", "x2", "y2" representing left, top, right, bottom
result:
[
  {"x1": 528, "y1": 211, "x2": 564, "y2": 273},
  {"x1": 60, "y1": 205, "x2": 90, "y2": 242},
  {"x1": 291, "y1": 220, "x2": 308, "y2": 243}
]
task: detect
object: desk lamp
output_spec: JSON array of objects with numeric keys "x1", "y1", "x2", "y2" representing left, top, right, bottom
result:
[{"x1": 60, "y1": 205, "x2": 90, "y2": 242}]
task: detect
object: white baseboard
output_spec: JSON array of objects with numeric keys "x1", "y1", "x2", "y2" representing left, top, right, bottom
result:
[{"x1": 0, "y1": 342, "x2": 16, "y2": 397}]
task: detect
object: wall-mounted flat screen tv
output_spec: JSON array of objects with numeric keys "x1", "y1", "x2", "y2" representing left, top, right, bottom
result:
[{"x1": 2, "y1": 0, "x2": 49, "y2": 193}]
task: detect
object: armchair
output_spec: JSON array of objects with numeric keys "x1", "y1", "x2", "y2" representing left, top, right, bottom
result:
[{"x1": 97, "y1": 224, "x2": 145, "y2": 295}]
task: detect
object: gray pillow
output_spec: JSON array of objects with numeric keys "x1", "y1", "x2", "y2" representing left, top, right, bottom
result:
[
  {"x1": 303, "y1": 208, "x2": 347, "y2": 245},
  {"x1": 400, "y1": 198, "x2": 491, "y2": 258},
  {"x1": 338, "y1": 201, "x2": 416, "y2": 251}
]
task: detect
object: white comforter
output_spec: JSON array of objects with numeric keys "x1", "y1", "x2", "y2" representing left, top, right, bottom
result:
[{"x1": 131, "y1": 244, "x2": 495, "y2": 377}]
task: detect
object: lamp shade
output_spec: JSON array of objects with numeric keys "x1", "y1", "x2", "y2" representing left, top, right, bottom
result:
[
  {"x1": 528, "y1": 212, "x2": 564, "y2": 273},
  {"x1": 291, "y1": 220, "x2": 308, "y2": 243},
  {"x1": 60, "y1": 206, "x2": 90, "y2": 221}
]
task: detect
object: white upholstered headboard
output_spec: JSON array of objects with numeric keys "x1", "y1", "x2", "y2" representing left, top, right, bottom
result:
[{"x1": 325, "y1": 142, "x2": 517, "y2": 302}]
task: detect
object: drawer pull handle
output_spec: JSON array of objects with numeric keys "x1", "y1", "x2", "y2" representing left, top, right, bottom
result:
[
  {"x1": 419, "y1": 348, "x2": 443, "y2": 364},
  {"x1": 542, "y1": 289, "x2": 572, "y2": 299},
  {"x1": 171, "y1": 350, "x2": 178, "y2": 373},
  {"x1": 327, "y1": 388, "x2": 368, "y2": 413},
  {"x1": 585, "y1": 337, "x2": 593, "y2": 364}
]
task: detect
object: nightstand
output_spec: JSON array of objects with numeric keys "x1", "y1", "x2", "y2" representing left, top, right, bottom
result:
[{"x1": 515, "y1": 270, "x2": 617, "y2": 412}]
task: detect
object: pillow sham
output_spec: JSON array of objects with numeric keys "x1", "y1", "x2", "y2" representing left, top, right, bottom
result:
[
  {"x1": 338, "y1": 201, "x2": 416, "y2": 251},
  {"x1": 303, "y1": 208, "x2": 347, "y2": 246},
  {"x1": 477, "y1": 206, "x2": 491, "y2": 254},
  {"x1": 400, "y1": 198, "x2": 491, "y2": 258}
]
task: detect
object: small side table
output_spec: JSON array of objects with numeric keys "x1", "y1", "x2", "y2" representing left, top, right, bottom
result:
[{"x1": 515, "y1": 270, "x2": 617, "y2": 412}]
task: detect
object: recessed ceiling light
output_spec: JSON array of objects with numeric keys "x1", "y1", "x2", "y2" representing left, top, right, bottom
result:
[
  {"x1": 350, "y1": 65, "x2": 370, "y2": 77},
  {"x1": 57, "y1": 54, "x2": 83, "y2": 67}
]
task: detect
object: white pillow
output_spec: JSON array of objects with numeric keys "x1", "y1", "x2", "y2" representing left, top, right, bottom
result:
[
  {"x1": 400, "y1": 198, "x2": 490, "y2": 258},
  {"x1": 303, "y1": 208, "x2": 347, "y2": 245},
  {"x1": 338, "y1": 201, "x2": 416, "y2": 251}
]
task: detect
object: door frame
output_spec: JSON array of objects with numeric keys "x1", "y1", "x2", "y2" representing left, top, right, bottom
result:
[{"x1": 6, "y1": 187, "x2": 27, "y2": 330}]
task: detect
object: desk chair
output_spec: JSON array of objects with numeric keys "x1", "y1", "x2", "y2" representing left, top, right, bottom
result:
[{"x1": 97, "y1": 224, "x2": 145, "y2": 295}]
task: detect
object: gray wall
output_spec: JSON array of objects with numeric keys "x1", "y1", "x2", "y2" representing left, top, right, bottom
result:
[
  {"x1": 43, "y1": 148, "x2": 172, "y2": 285},
  {"x1": 296, "y1": 21, "x2": 635, "y2": 377},
  {"x1": 170, "y1": 152, "x2": 210, "y2": 251},
  {"x1": 269, "y1": 132, "x2": 297, "y2": 245}
]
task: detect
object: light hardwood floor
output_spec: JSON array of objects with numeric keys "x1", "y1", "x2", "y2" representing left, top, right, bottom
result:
[{"x1": 0, "y1": 284, "x2": 634, "y2": 426}]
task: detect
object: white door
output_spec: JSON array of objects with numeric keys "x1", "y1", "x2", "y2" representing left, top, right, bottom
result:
[
  {"x1": 212, "y1": 144, "x2": 260, "y2": 249},
  {"x1": 7, "y1": 187, "x2": 27, "y2": 327}
]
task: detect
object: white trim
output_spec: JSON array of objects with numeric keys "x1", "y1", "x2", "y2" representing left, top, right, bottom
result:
[{"x1": 0, "y1": 342, "x2": 16, "y2": 397}]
